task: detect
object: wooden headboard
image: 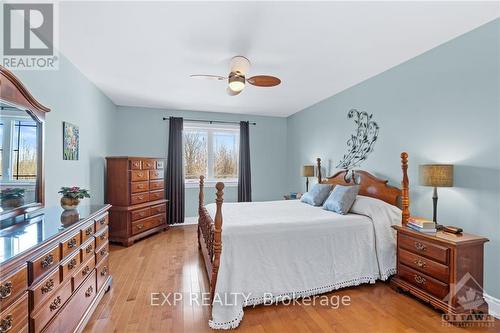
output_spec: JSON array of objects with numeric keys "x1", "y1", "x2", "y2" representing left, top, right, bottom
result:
[{"x1": 316, "y1": 153, "x2": 409, "y2": 217}]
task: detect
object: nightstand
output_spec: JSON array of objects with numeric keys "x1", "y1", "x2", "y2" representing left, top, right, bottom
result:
[{"x1": 391, "y1": 225, "x2": 489, "y2": 315}]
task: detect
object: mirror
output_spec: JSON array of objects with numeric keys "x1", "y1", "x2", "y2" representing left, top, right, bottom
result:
[
  {"x1": 0, "y1": 102, "x2": 41, "y2": 214},
  {"x1": 0, "y1": 66, "x2": 50, "y2": 220}
]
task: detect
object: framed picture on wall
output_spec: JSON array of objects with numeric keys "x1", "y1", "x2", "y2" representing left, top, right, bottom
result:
[{"x1": 63, "y1": 121, "x2": 79, "y2": 160}]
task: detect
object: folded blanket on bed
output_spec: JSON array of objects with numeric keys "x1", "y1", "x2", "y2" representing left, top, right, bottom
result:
[{"x1": 205, "y1": 195, "x2": 401, "y2": 329}]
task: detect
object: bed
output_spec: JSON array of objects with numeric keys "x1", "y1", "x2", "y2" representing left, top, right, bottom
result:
[{"x1": 197, "y1": 152, "x2": 410, "y2": 329}]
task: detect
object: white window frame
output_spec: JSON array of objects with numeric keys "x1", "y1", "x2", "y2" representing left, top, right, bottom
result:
[{"x1": 183, "y1": 122, "x2": 239, "y2": 188}]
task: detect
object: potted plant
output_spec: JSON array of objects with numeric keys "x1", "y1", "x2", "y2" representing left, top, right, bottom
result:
[
  {"x1": 0, "y1": 188, "x2": 25, "y2": 208},
  {"x1": 58, "y1": 186, "x2": 90, "y2": 210}
]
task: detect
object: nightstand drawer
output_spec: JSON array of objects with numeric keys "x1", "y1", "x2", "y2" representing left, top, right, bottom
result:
[
  {"x1": 398, "y1": 264, "x2": 449, "y2": 299},
  {"x1": 399, "y1": 233, "x2": 449, "y2": 264},
  {"x1": 399, "y1": 248, "x2": 449, "y2": 283}
]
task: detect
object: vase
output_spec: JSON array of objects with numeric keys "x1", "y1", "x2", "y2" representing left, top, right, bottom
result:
[
  {"x1": 2, "y1": 197, "x2": 24, "y2": 208},
  {"x1": 60, "y1": 197, "x2": 80, "y2": 210}
]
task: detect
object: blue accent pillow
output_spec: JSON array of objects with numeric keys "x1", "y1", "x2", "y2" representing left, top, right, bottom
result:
[
  {"x1": 300, "y1": 184, "x2": 333, "y2": 206},
  {"x1": 322, "y1": 185, "x2": 360, "y2": 214}
]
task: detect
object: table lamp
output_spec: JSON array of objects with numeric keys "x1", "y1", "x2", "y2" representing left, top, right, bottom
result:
[
  {"x1": 419, "y1": 164, "x2": 454, "y2": 225},
  {"x1": 302, "y1": 165, "x2": 315, "y2": 192}
]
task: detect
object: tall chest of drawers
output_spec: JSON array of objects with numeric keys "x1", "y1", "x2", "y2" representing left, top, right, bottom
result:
[
  {"x1": 0, "y1": 205, "x2": 112, "y2": 333},
  {"x1": 391, "y1": 226, "x2": 489, "y2": 316},
  {"x1": 106, "y1": 157, "x2": 169, "y2": 246}
]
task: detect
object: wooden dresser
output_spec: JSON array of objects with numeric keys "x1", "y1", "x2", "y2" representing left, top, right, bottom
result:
[
  {"x1": 106, "y1": 157, "x2": 168, "y2": 246},
  {"x1": 0, "y1": 204, "x2": 112, "y2": 333},
  {"x1": 391, "y1": 226, "x2": 489, "y2": 315}
]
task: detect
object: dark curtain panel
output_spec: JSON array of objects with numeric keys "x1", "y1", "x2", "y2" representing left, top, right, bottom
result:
[
  {"x1": 166, "y1": 117, "x2": 185, "y2": 224},
  {"x1": 238, "y1": 121, "x2": 252, "y2": 202}
]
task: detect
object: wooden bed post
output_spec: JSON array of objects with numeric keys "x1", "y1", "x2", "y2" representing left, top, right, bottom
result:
[
  {"x1": 211, "y1": 182, "x2": 224, "y2": 300},
  {"x1": 198, "y1": 176, "x2": 205, "y2": 249},
  {"x1": 401, "y1": 152, "x2": 410, "y2": 225},
  {"x1": 317, "y1": 158, "x2": 322, "y2": 183}
]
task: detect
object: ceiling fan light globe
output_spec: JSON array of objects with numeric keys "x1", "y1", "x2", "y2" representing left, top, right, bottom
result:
[{"x1": 229, "y1": 81, "x2": 245, "y2": 92}]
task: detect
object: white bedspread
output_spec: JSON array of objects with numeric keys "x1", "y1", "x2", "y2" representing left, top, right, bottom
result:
[{"x1": 205, "y1": 196, "x2": 401, "y2": 329}]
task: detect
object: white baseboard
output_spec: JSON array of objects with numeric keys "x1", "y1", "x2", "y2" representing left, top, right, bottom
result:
[{"x1": 484, "y1": 293, "x2": 500, "y2": 319}]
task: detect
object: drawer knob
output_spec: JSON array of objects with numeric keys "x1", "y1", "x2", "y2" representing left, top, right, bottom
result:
[
  {"x1": 0, "y1": 282, "x2": 12, "y2": 299},
  {"x1": 85, "y1": 286, "x2": 94, "y2": 298},
  {"x1": 41, "y1": 279, "x2": 55, "y2": 294},
  {"x1": 41, "y1": 254, "x2": 54, "y2": 268},
  {"x1": 0, "y1": 314, "x2": 13, "y2": 333},
  {"x1": 136, "y1": 224, "x2": 144, "y2": 230},
  {"x1": 414, "y1": 259, "x2": 426, "y2": 268},
  {"x1": 85, "y1": 226, "x2": 93, "y2": 236},
  {"x1": 86, "y1": 244, "x2": 93, "y2": 254},
  {"x1": 414, "y1": 274, "x2": 426, "y2": 285},
  {"x1": 100, "y1": 234, "x2": 107, "y2": 240},
  {"x1": 100, "y1": 249, "x2": 107, "y2": 256},
  {"x1": 68, "y1": 258, "x2": 78, "y2": 270},
  {"x1": 99, "y1": 218, "x2": 106, "y2": 225},
  {"x1": 101, "y1": 267, "x2": 108, "y2": 276},
  {"x1": 67, "y1": 238, "x2": 77, "y2": 248},
  {"x1": 138, "y1": 172, "x2": 143, "y2": 177},
  {"x1": 49, "y1": 296, "x2": 61, "y2": 311},
  {"x1": 414, "y1": 242, "x2": 426, "y2": 251},
  {"x1": 82, "y1": 266, "x2": 91, "y2": 276}
]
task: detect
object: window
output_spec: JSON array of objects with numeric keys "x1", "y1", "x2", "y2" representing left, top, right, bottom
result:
[{"x1": 183, "y1": 122, "x2": 239, "y2": 186}]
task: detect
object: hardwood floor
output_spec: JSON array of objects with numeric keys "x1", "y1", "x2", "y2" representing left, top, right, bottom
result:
[{"x1": 84, "y1": 225, "x2": 499, "y2": 333}]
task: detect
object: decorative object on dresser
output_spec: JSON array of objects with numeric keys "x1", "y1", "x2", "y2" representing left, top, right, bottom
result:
[
  {"x1": 391, "y1": 225, "x2": 489, "y2": 316},
  {"x1": 58, "y1": 186, "x2": 91, "y2": 210},
  {"x1": 336, "y1": 109, "x2": 379, "y2": 184},
  {"x1": 0, "y1": 205, "x2": 112, "y2": 333},
  {"x1": 302, "y1": 165, "x2": 314, "y2": 192},
  {"x1": 419, "y1": 164, "x2": 454, "y2": 225},
  {"x1": 106, "y1": 157, "x2": 169, "y2": 246}
]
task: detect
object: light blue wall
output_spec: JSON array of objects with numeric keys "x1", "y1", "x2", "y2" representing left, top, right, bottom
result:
[
  {"x1": 110, "y1": 106, "x2": 288, "y2": 217},
  {"x1": 287, "y1": 20, "x2": 500, "y2": 298},
  {"x1": 12, "y1": 56, "x2": 117, "y2": 207}
]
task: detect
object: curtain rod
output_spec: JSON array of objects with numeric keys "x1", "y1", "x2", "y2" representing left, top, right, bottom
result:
[{"x1": 162, "y1": 117, "x2": 256, "y2": 126}]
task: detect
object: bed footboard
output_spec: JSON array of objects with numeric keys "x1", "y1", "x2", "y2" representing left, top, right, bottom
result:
[{"x1": 197, "y1": 176, "x2": 224, "y2": 300}]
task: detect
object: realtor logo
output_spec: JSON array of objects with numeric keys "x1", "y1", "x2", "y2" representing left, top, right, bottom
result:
[{"x1": 2, "y1": 2, "x2": 59, "y2": 70}]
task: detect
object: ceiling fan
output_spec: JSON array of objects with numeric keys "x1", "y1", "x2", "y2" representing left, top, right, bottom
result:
[{"x1": 190, "y1": 56, "x2": 281, "y2": 96}]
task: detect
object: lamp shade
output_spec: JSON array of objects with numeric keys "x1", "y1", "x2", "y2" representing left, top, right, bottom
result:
[
  {"x1": 419, "y1": 164, "x2": 454, "y2": 187},
  {"x1": 302, "y1": 165, "x2": 315, "y2": 177}
]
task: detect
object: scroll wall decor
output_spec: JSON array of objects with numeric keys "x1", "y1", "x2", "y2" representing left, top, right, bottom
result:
[{"x1": 336, "y1": 109, "x2": 379, "y2": 183}]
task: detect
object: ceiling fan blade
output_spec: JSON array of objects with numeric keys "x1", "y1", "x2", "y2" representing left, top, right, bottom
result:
[
  {"x1": 190, "y1": 74, "x2": 226, "y2": 81},
  {"x1": 227, "y1": 87, "x2": 242, "y2": 96},
  {"x1": 247, "y1": 75, "x2": 281, "y2": 87}
]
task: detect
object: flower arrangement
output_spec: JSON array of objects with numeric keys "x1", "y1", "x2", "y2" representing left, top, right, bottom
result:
[
  {"x1": 58, "y1": 186, "x2": 90, "y2": 210},
  {"x1": 1, "y1": 188, "x2": 25, "y2": 200}
]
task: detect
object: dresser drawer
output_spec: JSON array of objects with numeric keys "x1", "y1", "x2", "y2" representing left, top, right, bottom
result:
[
  {"x1": 30, "y1": 269, "x2": 61, "y2": 310},
  {"x1": 399, "y1": 248, "x2": 449, "y2": 283},
  {"x1": 95, "y1": 242, "x2": 109, "y2": 265},
  {"x1": 59, "y1": 231, "x2": 81, "y2": 259},
  {"x1": 130, "y1": 170, "x2": 149, "y2": 182},
  {"x1": 398, "y1": 264, "x2": 449, "y2": 300},
  {"x1": 142, "y1": 159, "x2": 155, "y2": 170},
  {"x1": 96, "y1": 255, "x2": 110, "y2": 292},
  {"x1": 131, "y1": 207, "x2": 151, "y2": 221},
  {"x1": 94, "y1": 213, "x2": 109, "y2": 233},
  {"x1": 150, "y1": 203, "x2": 166, "y2": 216},
  {"x1": 149, "y1": 190, "x2": 164, "y2": 201},
  {"x1": 59, "y1": 250, "x2": 81, "y2": 283},
  {"x1": 72, "y1": 256, "x2": 95, "y2": 292},
  {"x1": 0, "y1": 264, "x2": 27, "y2": 311},
  {"x1": 95, "y1": 227, "x2": 109, "y2": 250},
  {"x1": 80, "y1": 238, "x2": 95, "y2": 264},
  {"x1": 0, "y1": 291, "x2": 28, "y2": 333},
  {"x1": 29, "y1": 246, "x2": 60, "y2": 284},
  {"x1": 130, "y1": 192, "x2": 149, "y2": 205},
  {"x1": 30, "y1": 280, "x2": 72, "y2": 333},
  {"x1": 80, "y1": 222, "x2": 95, "y2": 243},
  {"x1": 149, "y1": 169, "x2": 163, "y2": 180},
  {"x1": 129, "y1": 159, "x2": 141, "y2": 170},
  {"x1": 149, "y1": 180, "x2": 164, "y2": 190},
  {"x1": 131, "y1": 214, "x2": 165, "y2": 235},
  {"x1": 399, "y1": 233, "x2": 449, "y2": 265},
  {"x1": 131, "y1": 181, "x2": 149, "y2": 194},
  {"x1": 56, "y1": 271, "x2": 96, "y2": 333}
]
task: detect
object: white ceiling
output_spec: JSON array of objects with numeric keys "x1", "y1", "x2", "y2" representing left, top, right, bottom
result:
[{"x1": 59, "y1": 1, "x2": 499, "y2": 117}]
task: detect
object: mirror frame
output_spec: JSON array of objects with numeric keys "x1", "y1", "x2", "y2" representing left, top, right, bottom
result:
[{"x1": 0, "y1": 65, "x2": 51, "y2": 220}]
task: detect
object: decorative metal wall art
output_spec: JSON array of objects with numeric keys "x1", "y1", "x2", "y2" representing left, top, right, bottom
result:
[{"x1": 336, "y1": 109, "x2": 379, "y2": 183}]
